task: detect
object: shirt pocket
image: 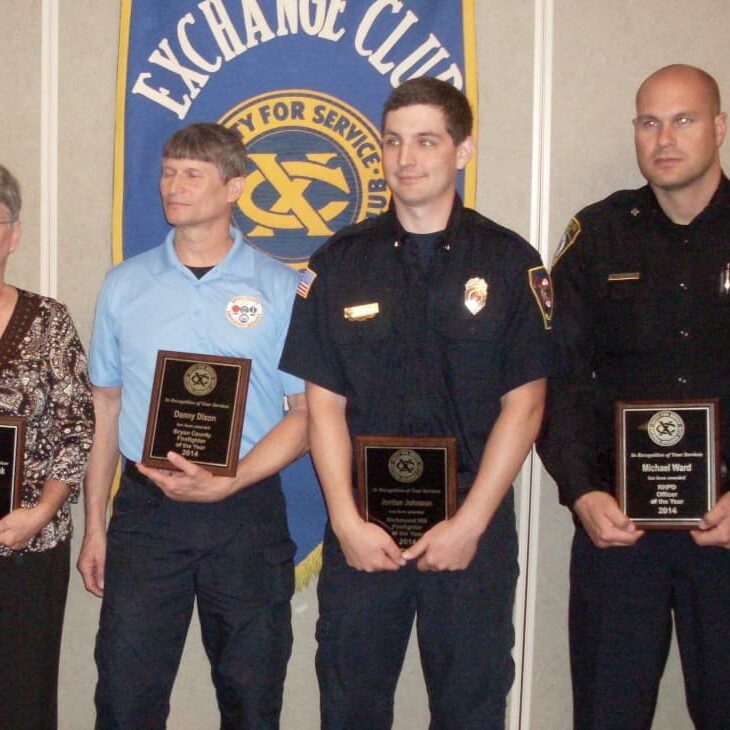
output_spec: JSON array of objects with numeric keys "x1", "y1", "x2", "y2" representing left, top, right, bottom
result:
[
  {"x1": 434, "y1": 314, "x2": 504, "y2": 383},
  {"x1": 596, "y1": 276, "x2": 659, "y2": 353}
]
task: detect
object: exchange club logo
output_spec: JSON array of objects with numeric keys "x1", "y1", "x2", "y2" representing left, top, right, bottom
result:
[
  {"x1": 184, "y1": 363, "x2": 217, "y2": 397},
  {"x1": 220, "y1": 90, "x2": 389, "y2": 265},
  {"x1": 647, "y1": 410, "x2": 685, "y2": 447},
  {"x1": 388, "y1": 449, "x2": 424, "y2": 484}
]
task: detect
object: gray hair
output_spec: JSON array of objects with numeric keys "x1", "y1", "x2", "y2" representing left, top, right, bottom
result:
[{"x1": 0, "y1": 164, "x2": 21, "y2": 220}]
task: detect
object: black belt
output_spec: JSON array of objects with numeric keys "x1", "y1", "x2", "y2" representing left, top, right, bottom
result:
[{"x1": 121, "y1": 458, "x2": 157, "y2": 488}]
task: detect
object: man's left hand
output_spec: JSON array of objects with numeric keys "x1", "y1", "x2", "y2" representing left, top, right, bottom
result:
[
  {"x1": 136, "y1": 451, "x2": 238, "y2": 503},
  {"x1": 401, "y1": 518, "x2": 481, "y2": 571},
  {"x1": 692, "y1": 492, "x2": 730, "y2": 548}
]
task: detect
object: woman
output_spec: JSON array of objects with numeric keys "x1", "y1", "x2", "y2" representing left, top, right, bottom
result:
[{"x1": 0, "y1": 164, "x2": 94, "y2": 729}]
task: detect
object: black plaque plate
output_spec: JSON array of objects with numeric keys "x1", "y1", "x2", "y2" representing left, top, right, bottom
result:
[
  {"x1": 355, "y1": 435, "x2": 457, "y2": 549},
  {"x1": 0, "y1": 416, "x2": 25, "y2": 519},
  {"x1": 616, "y1": 400, "x2": 719, "y2": 529},
  {"x1": 142, "y1": 351, "x2": 250, "y2": 476}
]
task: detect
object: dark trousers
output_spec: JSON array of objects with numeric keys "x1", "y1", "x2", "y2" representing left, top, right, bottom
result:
[
  {"x1": 0, "y1": 539, "x2": 70, "y2": 730},
  {"x1": 570, "y1": 527, "x2": 730, "y2": 730},
  {"x1": 94, "y1": 472, "x2": 296, "y2": 730},
  {"x1": 316, "y1": 496, "x2": 518, "y2": 730}
]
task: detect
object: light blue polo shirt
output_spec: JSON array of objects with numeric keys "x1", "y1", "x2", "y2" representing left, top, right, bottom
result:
[{"x1": 89, "y1": 227, "x2": 304, "y2": 462}]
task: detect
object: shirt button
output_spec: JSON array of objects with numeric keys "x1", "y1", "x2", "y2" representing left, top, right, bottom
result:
[
  {"x1": 677, "y1": 376, "x2": 688, "y2": 384},
  {"x1": 678, "y1": 329, "x2": 690, "y2": 338},
  {"x1": 678, "y1": 282, "x2": 688, "y2": 290}
]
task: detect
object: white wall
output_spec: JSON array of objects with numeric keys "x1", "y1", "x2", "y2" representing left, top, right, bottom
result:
[{"x1": 2, "y1": 2, "x2": 729, "y2": 728}]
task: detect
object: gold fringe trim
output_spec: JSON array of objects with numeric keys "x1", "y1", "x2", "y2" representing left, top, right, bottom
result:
[{"x1": 295, "y1": 543, "x2": 322, "y2": 592}]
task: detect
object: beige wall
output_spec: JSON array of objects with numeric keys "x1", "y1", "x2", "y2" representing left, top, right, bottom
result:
[{"x1": 2, "y1": 2, "x2": 729, "y2": 728}]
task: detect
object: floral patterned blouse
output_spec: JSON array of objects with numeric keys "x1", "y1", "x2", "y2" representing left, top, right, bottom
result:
[{"x1": 0, "y1": 289, "x2": 94, "y2": 556}]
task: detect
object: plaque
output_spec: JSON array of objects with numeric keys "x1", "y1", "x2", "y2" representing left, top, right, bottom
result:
[
  {"x1": 142, "y1": 351, "x2": 250, "y2": 476},
  {"x1": 616, "y1": 399, "x2": 719, "y2": 529},
  {"x1": 355, "y1": 435, "x2": 457, "y2": 549},
  {"x1": 0, "y1": 416, "x2": 25, "y2": 519}
]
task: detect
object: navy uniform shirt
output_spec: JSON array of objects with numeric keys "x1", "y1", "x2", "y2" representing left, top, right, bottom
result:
[
  {"x1": 538, "y1": 177, "x2": 730, "y2": 508},
  {"x1": 280, "y1": 195, "x2": 554, "y2": 482}
]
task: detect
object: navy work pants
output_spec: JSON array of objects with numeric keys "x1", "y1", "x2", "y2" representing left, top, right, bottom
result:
[
  {"x1": 94, "y1": 471, "x2": 295, "y2": 729},
  {"x1": 316, "y1": 495, "x2": 519, "y2": 730},
  {"x1": 570, "y1": 527, "x2": 730, "y2": 730}
]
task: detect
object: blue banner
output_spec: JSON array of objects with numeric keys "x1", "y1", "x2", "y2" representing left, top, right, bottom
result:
[{"x1": 116, "y1": 0, "x2": 477, "y2": 585}]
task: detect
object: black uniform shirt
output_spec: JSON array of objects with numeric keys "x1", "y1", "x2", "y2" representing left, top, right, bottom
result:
[
  {"x1": 538, "y1": 177, "x2": 730, "y2": 507},
  {"x1": 280, "y1": 195, "x2": 554, "y2": 480}
]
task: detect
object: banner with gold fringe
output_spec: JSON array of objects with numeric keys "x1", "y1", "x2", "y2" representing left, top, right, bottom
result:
[{"x1": 115, "y1": 0, "x2": 477, "y2": 588}]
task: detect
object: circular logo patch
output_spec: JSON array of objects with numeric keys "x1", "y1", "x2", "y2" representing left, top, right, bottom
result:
[
  {"x1": 226, "y1": 295, "x2": 263, "y2": 329},
  {"x1": 219, "y1": 90, "x2": 389, "y2": 264},
  {"x1": 388, "y1": 449, "x2": 424, "y2": 484},
  {"x1": 647, "y1": 410, "x2": 685, "y2": 447},
  {"x1": 184, "y1": 363, "x2": 217, "y2": 397}
]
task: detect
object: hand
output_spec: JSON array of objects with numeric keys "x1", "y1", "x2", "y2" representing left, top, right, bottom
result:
[
  {"x1": 574, "y1": 491, "x2": 643, "y2": 548},
  {"x1": 77, "y1": 531, "x2": 107, "y2": 597},
  {"x1": 692, "y1": 492, "x2": 730, "y2": 548},
  {"x1": 0, "y1": 506, "x2": 49, "y2": 550},
  {"x1": 333, "y1": 516, "x2": 406, "y2": 572},
  {"x1": 135, "y1": 451, "x2": 238, "y2": 503},
  {"x1": 402, "y1": 516, "x2": 481, "y2": 571}
]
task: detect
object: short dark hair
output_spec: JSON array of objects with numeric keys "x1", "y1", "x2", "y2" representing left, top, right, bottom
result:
[
  {"x1": 0, "y1": 164, "x2": 21, "y2": 220},
  {"x1": 162, "y1": 123, "x2": 247, "y2": 181},
  {"x1": 382, "y1": 77, "x2": 473, "y2": 145}
]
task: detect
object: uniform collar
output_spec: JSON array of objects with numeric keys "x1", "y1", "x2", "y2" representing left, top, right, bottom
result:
[
  {"x1": 388, "y1": 193, "x2": 465, "y2": 251},
  {"x1": 641, "y1": 174, "x2": 730, "y2": 228}
]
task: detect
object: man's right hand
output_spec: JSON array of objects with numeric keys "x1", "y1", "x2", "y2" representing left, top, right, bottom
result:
[
  {"x1": 574, "y1": 491, "x2": 644, "y2": 548},
  {"x1": 333, "y1": 516, "x2": 406, "y2": 572},
  {"x1": 77, "y1": 531, "x2": 107, "y2": 597}
]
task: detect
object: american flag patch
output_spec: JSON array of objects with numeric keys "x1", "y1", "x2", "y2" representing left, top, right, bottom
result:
[{"x1": 296, "y1": 267, "x2": 317, "y2": 298}]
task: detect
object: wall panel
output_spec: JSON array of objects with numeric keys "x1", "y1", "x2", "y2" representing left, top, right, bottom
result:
[{"x1": 3, "y1": 1, "x2": 730, "y2": 727}]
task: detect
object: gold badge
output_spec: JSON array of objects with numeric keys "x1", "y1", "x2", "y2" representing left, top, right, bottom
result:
[
  {"x1": 343, "y1": 302, "x2": 380, "y2": 321},
  {"x1": 464, "y1": 278, "x2": 488, "y2": 315}
]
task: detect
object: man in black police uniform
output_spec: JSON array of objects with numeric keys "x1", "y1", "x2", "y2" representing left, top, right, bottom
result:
[
  {"x1": 538, "y1": 64, "x2": 730, "y2": 729},
  {"x1": 280, "y1": 77, "x2": 553, "y2": 728}
]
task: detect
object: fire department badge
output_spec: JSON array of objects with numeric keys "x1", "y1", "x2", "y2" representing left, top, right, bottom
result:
[
  {"x1": 528, "y1": 266, "x2": 553, "y2": 330},
  {"x1": 225, "y1": 296, "x2": 263, "y2": 329},
  {"x1": 464, "y1": 277, "x2": 488, "y2": 315}
]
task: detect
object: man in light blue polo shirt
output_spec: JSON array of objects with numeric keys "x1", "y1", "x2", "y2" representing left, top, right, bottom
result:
[{"x1": 77, "y1": 123, "x2": 307, "y2": 730}]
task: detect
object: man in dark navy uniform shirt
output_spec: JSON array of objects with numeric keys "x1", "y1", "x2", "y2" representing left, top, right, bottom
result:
[
  {"x1": 539, "y1": 65, "x2": 730, "y2": 730},
  {"x1": 281, "y1": 77, "x2": 553, "y2": 729}
]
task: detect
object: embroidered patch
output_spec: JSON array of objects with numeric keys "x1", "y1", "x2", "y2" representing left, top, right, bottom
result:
[
  {"x1": 225, "y1": 295, "x2": 263, "y2": 329},
  {"x1": 464, "y1": 277, "x2": 488, "y2": 315},
  {"x1": 552, "y1": 216, "x2": 581, "y2": 266},
  {"x1": 296, "y1": 267, "x2": 317, "y2": 299},
  {"x1": 528, "y1": 266, "x2": 553, "y2": 330}
]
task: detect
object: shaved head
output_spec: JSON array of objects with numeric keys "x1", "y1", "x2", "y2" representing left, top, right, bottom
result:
[{"x1": 637, "y1": 64, "x2": 721, "y2": 116}]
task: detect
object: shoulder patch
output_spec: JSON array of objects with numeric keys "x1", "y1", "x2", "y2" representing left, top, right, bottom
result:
[
  {"x1": 528, "y1": 266, "x2": 553, "y2": 330},
  {"x1": 296, "y1": 267, "x2": 317, "y2": 298},
  {"x1": 552, "y1": 216, "x2": 581, "y2": 266}
]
